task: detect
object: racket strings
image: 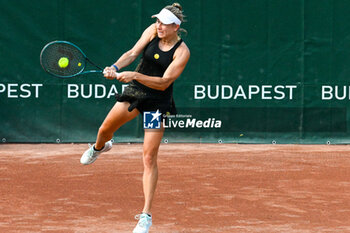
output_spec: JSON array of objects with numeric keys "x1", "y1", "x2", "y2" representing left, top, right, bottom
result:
[{"x1": 40, "y1": 42, "x2": 85, "y2": 77}]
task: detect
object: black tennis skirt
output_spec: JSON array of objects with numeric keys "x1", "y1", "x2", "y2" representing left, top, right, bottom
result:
[{"x1": 115, "y1": 81, "x2": 176, "y2": 116}]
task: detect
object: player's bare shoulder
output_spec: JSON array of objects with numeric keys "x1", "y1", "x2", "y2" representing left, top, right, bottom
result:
[
  {"x1": 142, "y1": 23, "x2": 157, "y2": 42},
  {"x1": 175, "y1": 41, "x2": 190, "y2": 61},
  {"x1": 180, "y1": 41, "x2": 190, "y2": 55}
]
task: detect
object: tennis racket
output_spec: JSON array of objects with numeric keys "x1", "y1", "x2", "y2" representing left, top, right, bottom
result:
[{"x1": 40, "y1": 40, "x2": 119, "y2": 78}]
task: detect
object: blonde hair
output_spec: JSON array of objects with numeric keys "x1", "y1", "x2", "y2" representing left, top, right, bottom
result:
[{"x1": 164, "y1": 3, "x2": 187, "y2": 36}]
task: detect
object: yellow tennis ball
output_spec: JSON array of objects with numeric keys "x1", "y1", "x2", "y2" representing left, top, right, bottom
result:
[
  {"x1": 78, "y1": 62, "x2": 82, "y2": 67},
  {"x1": 58, "y1": 57, "x2": 69, "y2": 68},
  {"x1": 154, "y1": 53, "x2": 159, "y2": 59}
]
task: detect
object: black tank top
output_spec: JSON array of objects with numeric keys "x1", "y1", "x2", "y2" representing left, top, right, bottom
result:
[{"x1": 133, "y1": 36, "x2": 183, "y2": 96}]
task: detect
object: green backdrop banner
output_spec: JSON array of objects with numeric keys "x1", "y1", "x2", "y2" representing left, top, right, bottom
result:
[{"x1": 1, "y1": 0, "x2": 350, "y2": 144}]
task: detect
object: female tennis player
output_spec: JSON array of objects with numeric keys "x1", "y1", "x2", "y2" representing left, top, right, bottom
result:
[{"x1": 80, "y1": 3, "x2": 190, "y2": 233}]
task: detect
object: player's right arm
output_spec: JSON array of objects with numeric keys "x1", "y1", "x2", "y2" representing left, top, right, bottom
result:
[{"x1": 104, "y1": 24, "x2": 156, "y2": 79}]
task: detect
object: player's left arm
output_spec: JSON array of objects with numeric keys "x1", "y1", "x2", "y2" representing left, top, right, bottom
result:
[{"x1": 117, "y1": 43, "x2": 190, "y2": 91}]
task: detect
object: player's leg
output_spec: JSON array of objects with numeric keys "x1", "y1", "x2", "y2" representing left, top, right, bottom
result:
[
  {"x1": 142, "y1": 128, "x2": 164, "y2": 213},
  {"x1": 80, "y1": 101, "x2": 139, "y2": 165},
  {"x1": 133, "y1": 127, "x2": 164, "y2": 233},
  {"x1": 95, "y1": 101, "x2": 140, "y2": 149}
]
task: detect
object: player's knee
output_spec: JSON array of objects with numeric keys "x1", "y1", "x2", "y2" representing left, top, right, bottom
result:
[{"x1": 143, "y1": 153, "x2": 157, "y2": 168}]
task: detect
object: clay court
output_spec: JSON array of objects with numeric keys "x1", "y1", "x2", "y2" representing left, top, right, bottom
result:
[{"x1": 1, "y1": 143, "x2": 350, "y2": 232}]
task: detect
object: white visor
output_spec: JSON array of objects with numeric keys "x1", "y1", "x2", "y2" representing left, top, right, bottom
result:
[{"x1": 152, "y1": 8, "x2": 181, "y2": 25}]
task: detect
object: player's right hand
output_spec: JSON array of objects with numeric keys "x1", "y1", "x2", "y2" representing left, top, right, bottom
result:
[{"x1": 103, "y1": 67, "x2": 118, "y2": 80}]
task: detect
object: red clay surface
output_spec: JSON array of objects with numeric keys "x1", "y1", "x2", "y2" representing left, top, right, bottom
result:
[{"x1": 1, "y1": 143, "x2": 350, "y2": 232}]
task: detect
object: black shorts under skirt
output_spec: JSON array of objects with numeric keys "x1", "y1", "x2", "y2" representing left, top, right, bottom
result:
[{"x1": 115, "y1": 83, "x2": 176, "y2": 116}]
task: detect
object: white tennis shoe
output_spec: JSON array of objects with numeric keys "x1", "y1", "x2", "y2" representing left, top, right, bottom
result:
[
  {"x1": 80, "y1": 140, "x2": 113, "y2": 165},
  {"x1": 133, "y1": 213, "x2": 152, "y2": 233}
]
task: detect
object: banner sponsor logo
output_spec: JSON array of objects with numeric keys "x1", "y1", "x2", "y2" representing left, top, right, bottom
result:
[
  {"x1": 143, "y1": 110, "x2": 162, "y2": 129},
  {"x1": 164, "y1": 117, "x2": 222, "y2": 129},
  {"x1": 322, "y1": 85, "x2": 350, "y2": 100},
  {"x1": 2, "y1": 83, "x2": 350, "y2": 102},
  {"x1": 67, "y1": 84, "x2": 128, "y2": 99},
  {"x1": 163, "y1": 113, "x2": 222, "y2": 129},
  {"x1": 0, "y1": 83, "x2": 43, "y2": 98},
  {"x1": 194, "y1": 84, "x2": 297, "y2": 100}
]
